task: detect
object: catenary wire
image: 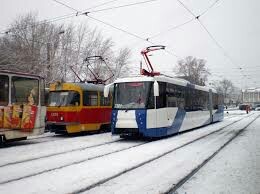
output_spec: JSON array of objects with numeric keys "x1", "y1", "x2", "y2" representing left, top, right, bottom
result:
[
  {"x1": 199, "y1": 0, "x2": 221, "y2": 17},
  {"x1": 175, "y1": 0, "x2": 246, "y2": 78},
  {"x1": 0, "y1": 0, "x2": 121, "y2": 35}
]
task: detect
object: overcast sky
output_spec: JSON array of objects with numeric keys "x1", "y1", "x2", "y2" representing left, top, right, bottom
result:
[{"x1": 1, "y1": 0, "x2": 259, "y2": 89}]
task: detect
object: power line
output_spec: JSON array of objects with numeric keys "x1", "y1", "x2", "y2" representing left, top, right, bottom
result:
[
  {"x1": 200, "y1": 0, "x2": 221, "y2": 17},
  {"x1": 145, "y1": 0, "x2": 222, "y2": 41},
  {"x1": 84, "y1": 0, "x2": 120, "y2": 11},
  {"x1": 176, "y1": 0, "x2": 245, "y2": 77},
  {"x1": 87, "y1": 15, "x2": 148, "y2": 42},
  {"x1": 52, "y1": 0, "x2": 79, "y2": 13},
  {"x1": 147, "y1": 18, "x2": 195, "y2": 40},
  {"x1": 0, "y1": 0, "x2": 121, "y2": 35},
  {"x1": 176, "y1": 0, "x2": 197, "y2": 18},
  {"x1": 51, "y1": 0, "x2": 159, "y2": 16},
  {"x1": 88, "y1": 0, "x2": 159, "y2": 13},
  {"x1": 85, "y1": 15, "x2": 180, "y2": 58}
]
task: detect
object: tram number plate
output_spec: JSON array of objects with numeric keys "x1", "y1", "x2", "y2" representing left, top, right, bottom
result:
[{"x1": 51, "y1": 113, "x2": 58, "y2": 117}]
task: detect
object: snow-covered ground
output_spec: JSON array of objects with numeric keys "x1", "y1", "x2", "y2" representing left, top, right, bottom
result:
[
  {"x1": 0, "y1": 110, "x2": 259, "y2": 194},
  {"x1": 176, "y1": 113, "x2": 260, "y2": 194}
]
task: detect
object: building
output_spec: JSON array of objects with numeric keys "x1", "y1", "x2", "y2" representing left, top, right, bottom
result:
[{"x1": 242, "y1": 88, "x2": 260, "y2": 106}]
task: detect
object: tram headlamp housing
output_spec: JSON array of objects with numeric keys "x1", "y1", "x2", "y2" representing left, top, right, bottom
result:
[{"x1": 60, "y1": 116, "x2": 64, "y2": 121}]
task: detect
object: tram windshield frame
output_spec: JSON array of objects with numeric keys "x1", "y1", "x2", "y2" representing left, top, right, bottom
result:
[
  {"x1": 113, "y1": 81, "x2": 154, "y2": 110},
  {"x1": 48, "y1": 90, "x2": 80, "y2": 107}
]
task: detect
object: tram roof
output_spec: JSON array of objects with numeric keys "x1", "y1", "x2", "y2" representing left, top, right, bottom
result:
[
  {"x1": 114, "y1": 75, "x2": 216, "y2": 93},
  {"x1": 0, "y1": 70, "x2": 44, "y2": 79},
  {"x1": 71, "y1": 82, "x2": 105, "y2": 92}
]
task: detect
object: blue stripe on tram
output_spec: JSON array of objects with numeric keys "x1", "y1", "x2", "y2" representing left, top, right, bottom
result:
[
  {"x1": 111, "y1": 110, "x2": 118, "y2": 134},
  {"x1": 167, "y1": 108, "x2": 186, "y2": 135},
  {"x1": 136, "y1": 108, "x2": 186, "y2": 137}
]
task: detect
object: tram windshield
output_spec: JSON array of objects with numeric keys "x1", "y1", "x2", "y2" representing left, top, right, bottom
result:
[
  {"x1": 114, "y1": 82, "x2": 153, "y2": 109},
  {"x1": 48, "y1": 91, "x2": 80, "y2": 107}
]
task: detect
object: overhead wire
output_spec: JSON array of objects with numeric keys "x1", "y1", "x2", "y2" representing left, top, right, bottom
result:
[
  {"x1": 52, "y1": 0, "x2": 79, "y2": 12},
  {"x1": 85, "y1": 15, "x2": 180, "y2": 59},
  {"x1": 147, "y1": 18, "x2": 195, "y2": 40},
  {"x1": 199, "y1": 0, "x2": 221, "y2": 17},
  {"x1": 175, "y1": 0, "x2": 246, "y2": 79},
  {"x1": 1, "y1": 0, "x2": 241, "y2": 80},
  {"x1": 50, "y1": 0, "x2": 181, "y2": 59},
  {"x1": 0, "y1": 0, "x2": 121, "y2": 35},
  {"x1": 85, "y1": 0, "x2": 159, "y2": 14}
]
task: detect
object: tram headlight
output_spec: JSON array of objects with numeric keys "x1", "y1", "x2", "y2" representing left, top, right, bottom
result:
[{"x1": 60, "y1": 116, "x2": 64, "y2": 121}]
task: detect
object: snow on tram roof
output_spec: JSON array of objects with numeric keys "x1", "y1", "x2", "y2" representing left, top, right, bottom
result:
[{"x1": 114, "y1": 75, "x2": 216, "y2": 93}]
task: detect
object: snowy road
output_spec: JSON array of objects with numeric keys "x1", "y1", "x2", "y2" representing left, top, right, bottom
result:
[{"x1": 0, "y1": 110, "x2": 259, "y2": 194}]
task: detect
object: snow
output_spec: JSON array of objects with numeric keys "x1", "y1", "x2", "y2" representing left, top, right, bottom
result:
[
  {"x1": 0, "y1": 140, "x2": 144, "y2": 184},
  {"x1": 0, "y1": 111, "x2": 259, "y2": 194},
  {"x1": 84, "y1": 113, "x2": 260, "y2": 194},
  {"x1": 0, "y1": 132, "x2": 119, "y2": 167},
  {"x1": 176, "y1": 113, "x2": 260, "y2": 194}
]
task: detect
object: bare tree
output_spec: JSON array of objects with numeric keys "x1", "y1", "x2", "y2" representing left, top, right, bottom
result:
[
  {"x1": 175, "y1": 56, "x2": 210, "y2": 86},
  {"x1": 212, "y1": 79, "x2": 236, "y2": 104},
  {"x1": 0, "y1": 13, "x2": 132, "y2": 84},
  {"x1": 112, "y1": 48, "x2": 131, "y2": 81},
  {"x1": 0, "y1": 13, "x2": 64, "y2": 82}
]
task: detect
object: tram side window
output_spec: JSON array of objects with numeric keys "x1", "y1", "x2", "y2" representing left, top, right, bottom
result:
[
  {"x1": 213, "y1": 93, "x2": 218, "y2": 109},
  {"x1": 166, "y1": 83, "x2": 185, "y2": 108},
  {"x1": 218, "y1": 93, "x2": 224, "y2": 105},
  {"x1": 185, "y1": 88, "x2": 209, "y2": 111},
  {"x1": 83, "y1": 91, "x2": 98, "y2": 106},
  {"x1": 70, "y1": 92, "x2": 80, "y2": 106},
  {"x1": 11, "y1": 77, "x2": 39, "y2": 105},
  {"x1": 156, "y1": 82, "x2": 166, "y2": 109},
  {"x1": 201, "y1": 91, "x2": 209, "y2": 110},
  {"x1": 0, "y1": 75, "x2": 9, "y2": 106},
  {"x1": 100, "y1": 92, "x2": 111, "y2": 106}
]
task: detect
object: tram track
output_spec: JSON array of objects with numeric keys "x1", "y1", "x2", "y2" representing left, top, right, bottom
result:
[
  {"x1": 74, "y1": 113, "x2": 258, "y2": 193},
  {"x1": 0, "y1": 113, "x2": 252, "y2": 168},
  {"x1": 165, "y1": 113, "x2": 260, "y2": 194},
  {"x1": 0, "y1": 138, "x2": 122, "y2": 168},
  {"x1": 0, "y1": 113, "x2": 255, "y2": 192},
  {"x1": 0, "y1": 140, "x2": 149, "y2": 185},
  {"x1": 3, "y1": 132, "x2": 107, "y2": 147},
  {"x1": 1, "y1": 112, "x2": 246, "y2": 169},
  {"x1": 0, "y1": 113, "x2": 239, "y2": 168}
]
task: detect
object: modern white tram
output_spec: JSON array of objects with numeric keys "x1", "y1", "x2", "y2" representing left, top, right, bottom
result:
[{"x1": 104, "y1": 75, "x2": 224, "y2": 138}]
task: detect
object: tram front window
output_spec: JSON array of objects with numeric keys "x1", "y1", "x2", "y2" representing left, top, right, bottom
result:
[
  {"x1": 0, "y1": 75, "x2": 9, "y2": 106},
  {"x1": 48, "y1": 91, "x2": 80, "y2": 107},
  {"x1": 114, "y1": 82, "x2": 152, "y2": 109}
]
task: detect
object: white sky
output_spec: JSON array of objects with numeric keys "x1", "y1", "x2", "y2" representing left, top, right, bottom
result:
[{"x1": 0, "y1": 0, "x2": 259, "y2": 89}]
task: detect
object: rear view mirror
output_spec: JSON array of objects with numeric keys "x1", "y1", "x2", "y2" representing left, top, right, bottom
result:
[{"x1": 154, "y1": 81, "x2": 159, "y2": 97}]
